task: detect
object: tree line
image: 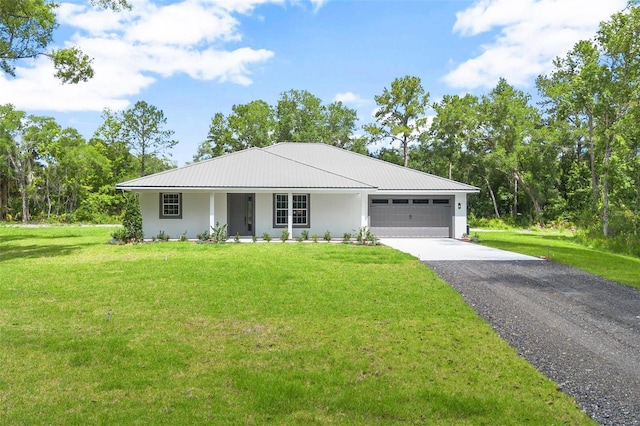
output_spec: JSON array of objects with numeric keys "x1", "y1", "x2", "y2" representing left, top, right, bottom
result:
[{"x1": 1, "y1": 1, "x2": 639, "y2": 255}]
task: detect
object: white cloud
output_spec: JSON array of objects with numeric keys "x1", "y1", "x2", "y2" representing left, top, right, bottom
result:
[
  {"x1": 334, "y1": 91, "x2": 367, "y2": 106},
  {"x1": 444, "y1": 0, "x2": 627, "y2": 90},
  {"x1": 1, "y1": 0, "x2": 307, "y2": 112},
  {"x1": 309, "y1": 0, "x2": 329, "y2": 13}
]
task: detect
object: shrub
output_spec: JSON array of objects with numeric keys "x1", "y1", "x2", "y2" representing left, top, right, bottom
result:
[
  {"x1": 110, "y1": 228, "x2": 128, "y2": 244},
  {"x1": 156, "y1": 230, "x2": 169, "y2": 241},
  {"x1": 234, "y1": 232, "x2": 241, "y2": 243},
  {"x1": 262, "y1": 232, "x2": 272, "y2": 242},
  {"x1": 311, "y1": 234, "x2": 319, "y2": 243},
  {"x1": 324, "y1": 230, "x2": 332, "y2": 242},
  {"x1": 179, "y1": 232, "x2": 188, "y2": 242},
  {"x1": 354, "y1": 226, "x2": 377, "y2": 245},
  {"x1": 197, "y1": 230, "x2": 210, "y2": 241},
  {"x1": 280, "y1": 229, "x2": 290, "y2": 242},
  {"x1": 252, "y1": 235, "x2": 257, "y2": 243},
  {"x1": 211, "y1": 222, "x2": 228, "y2": 244},
  {"x1": 301, "y1": 230, "x2": 309, "y2": 240},
  {"x1": 113, "y1": 193, "x2": 143, "y2": 243},
  {"x1": 343, "y1": 232, "x2": 352, "y2": 243}
]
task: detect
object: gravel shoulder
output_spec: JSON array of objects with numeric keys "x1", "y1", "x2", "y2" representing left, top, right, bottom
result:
[{"x1": 425, "y1": 260, "x2": 640, "y2": 426}]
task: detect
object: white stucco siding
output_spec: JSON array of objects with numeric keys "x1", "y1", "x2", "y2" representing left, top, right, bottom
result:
[
  {"x1": 454, "y1": 193, "x2": 468, "y2": 239},
  {"x1": 308, "y1": 193, "x2": 361, "y2": 237},
  {"x1": 139, "y1": 192, "x2": 211, "y2": 239},
  {"x1": 253, "y1": 192, "x2": 361, "y2": 238}
]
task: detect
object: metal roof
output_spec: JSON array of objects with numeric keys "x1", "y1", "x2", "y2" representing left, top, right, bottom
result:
[
  {"x1": 116, "y1": 147, "x2": 374, "y2": 190},
  {"x1": 117, "y1": 143, "x2": 479, "y2": 192},
  {"x1": 264, "y1": 143, "x2": 479, "y2": 191}
]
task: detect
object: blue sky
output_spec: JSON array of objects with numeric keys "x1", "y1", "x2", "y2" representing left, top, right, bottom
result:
[{"x1": 1, "y1": 0, "x2": 627, "y2": 166}]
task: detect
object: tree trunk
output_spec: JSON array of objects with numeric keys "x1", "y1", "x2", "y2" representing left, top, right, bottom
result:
[
  {"x1": 483, "y1": 175, "x2": 500, "y2": 218},
  {"x1": 602, "y1": 135, "x2": 612, "y2": 237},
  {"x1": 515, "y1": 170, "x2": 543, "y2": 225},
  {"x1": 0, "y1": 172, "x2": 6, "y2": 220},
  {"x1": 402, "y1": 136, "x2": 408, "y2": 168},
  {"x1": 448, "y1": 161, "x2": 452, "y2": 180},
  {"x1": 588, "y1": 110, "x2": 599, "y2": 208},
  {"x1": 513, "y1": 175, "x2": 518, "y2": 219},
  {"x1": 20, "y1": 174, "x2": 29, "y2": 222}
]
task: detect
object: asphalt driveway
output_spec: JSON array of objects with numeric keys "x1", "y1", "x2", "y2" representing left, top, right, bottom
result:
[
  {"x1": 380, "y1": 238, "x2": 541, "y2": 261},
  {"x1": 425, "y1": 259, "x2": 640, "y2": 426}
]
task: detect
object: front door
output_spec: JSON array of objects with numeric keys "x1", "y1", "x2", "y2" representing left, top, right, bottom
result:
[{"x1": 227, "y1": 193, "x2": 254, "y2": 236}]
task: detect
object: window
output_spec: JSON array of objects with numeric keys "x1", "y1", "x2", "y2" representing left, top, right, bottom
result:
[
  {"x1": 392, "y1": 199, "x2": 409, "y2": 204},
  {"x1": 412, "y1": 199, "x2": 429, "y2": 204},
  {"x1": 275, "y1": 194, "x2": 288, "y2": 226},
  {"x1": 432, "y1": 199, "x2": 450, "y2": 205},
  {"x1": 292, "y1": 194, "x2": 308, "y2": 225},
  {"x1": 371, "y1": 199, "x2": 389, "y2": 204},
  {"x1": 159, "y1": 193, "x2": 182, "y2": 219},
  {"x1": 274, "y1": 194, "x2": 309, "y2": 227}
]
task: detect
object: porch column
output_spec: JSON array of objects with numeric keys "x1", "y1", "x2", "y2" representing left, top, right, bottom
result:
[
  {"x1": 360, "y1": 193, "x2": 369, "y2": 228},
  {"x1": 209, "y1": 192, "x2": 216, "y2": 231},
  {"x1": 287, "y1": 192, "x2": 293, "y2": 239}
]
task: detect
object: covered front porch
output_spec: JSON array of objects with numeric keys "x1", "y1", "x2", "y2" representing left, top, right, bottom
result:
[{"x1": 137, "y1": 190, "x2": 371, "y2": 240}]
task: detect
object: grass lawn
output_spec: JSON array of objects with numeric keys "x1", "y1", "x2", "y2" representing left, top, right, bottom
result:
[
  {"x1": 474, "y1": 229, "x2": 640, "y2": 289},
  {"x1": 0, "y1": 226, "x2": 594, "y2": 425}
]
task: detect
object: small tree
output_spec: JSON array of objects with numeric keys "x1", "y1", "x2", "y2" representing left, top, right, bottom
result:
[{"x1": 121, "y1": 193, "x2": 143, "y2": 242}]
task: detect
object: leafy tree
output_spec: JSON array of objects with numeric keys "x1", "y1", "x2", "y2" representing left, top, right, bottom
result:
[
  {"x1": 194, "y1": 113, "x2": 231, "y2": 161},
  {"x1": 227, "y1": 100, "x2": 276, "y2": 150},
  {"x1": 426, "y1": 94, "x2": 481, "y2": 181},
  {"x1": 0, "y1": 0, "x2": 130, "y2": 83},
  {"x1": 92, "y1": 108, "x2": 139, "y2": 183},
  {"x1": 480, "y1": 78, "x2": 547, "y2": 224},
  {"x1": 364, "y1": 75, "x2": 430, "y2": 167},
  {"x1": 324, "y1": 101, "x2": 359, "y2": 149},
  {"x1": 195, "y1": 91, "x2": 359, "y2": 160},
  {"x1": 0, "y1": 105, "x2": 38, "y2": 222},
  {"x1": 276, "y1": 89, "x2": 326, "y2": 142},
  {"x1": 0, "y1": 104, "x2": 23, "y2": 220},
  {"x1": 120, "y1": 101, "x2": 177, "y2": 177},
  {"x1": 120, "y1": 192, "x2": 143, "y2": 242},
  {"x1": 536, "y1": 40, "x2": 605, "y2": 224}
]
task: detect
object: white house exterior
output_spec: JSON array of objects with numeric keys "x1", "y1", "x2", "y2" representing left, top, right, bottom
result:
[{"x1": 116, "y1": 143, "x2": 479, "y2": 240}]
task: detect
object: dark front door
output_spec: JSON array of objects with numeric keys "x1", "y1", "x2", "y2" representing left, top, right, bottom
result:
[{"x1": 227, "y1": 193, "x2": 254, "y2": 236}]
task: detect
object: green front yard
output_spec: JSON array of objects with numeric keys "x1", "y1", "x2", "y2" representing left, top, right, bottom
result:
[
  {"x1": 0, "y1": 227, "x2": 593, "y2": 424},
  {"x1": 475, "y1": 229, "x2": 640, "y2": 289}
]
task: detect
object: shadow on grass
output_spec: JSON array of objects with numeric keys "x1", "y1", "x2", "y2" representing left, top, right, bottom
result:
[
  {"x1": 0, "y1": 243, "x2": 88, "y2": 262},
  {"x1": 0, "y1": 233, "x2": 83, "y2": 243}
]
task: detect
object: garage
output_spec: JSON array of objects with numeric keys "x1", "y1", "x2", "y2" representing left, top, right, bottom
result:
[{"x1": 369, "y1": 196, "x2": 452, "y2": 238}]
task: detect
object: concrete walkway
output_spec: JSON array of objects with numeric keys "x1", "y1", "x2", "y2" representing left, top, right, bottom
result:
[{"x1": 380, "y1": 238, "x2": 541, "y2": 261}]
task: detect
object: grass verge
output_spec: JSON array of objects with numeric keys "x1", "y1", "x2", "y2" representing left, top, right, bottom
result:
[
  {"x1": 1, "y1": 226, "x2": 594, "y2": 424},
  {"x1": 474, "y1": 229, "x2": 640, "y2": 289}
]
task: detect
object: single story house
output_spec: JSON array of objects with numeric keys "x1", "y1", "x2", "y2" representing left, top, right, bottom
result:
[{"x1": 116, "y1": 143, "x2": 479, "y2": 240}]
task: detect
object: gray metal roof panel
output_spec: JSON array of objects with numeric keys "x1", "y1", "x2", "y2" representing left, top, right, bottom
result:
[
  {"x1": 264, "y1": 143, "x2": 479, "y2": 192},
  {"x1": 116, "y1": 148, "x2": 375, "y2": 189}
]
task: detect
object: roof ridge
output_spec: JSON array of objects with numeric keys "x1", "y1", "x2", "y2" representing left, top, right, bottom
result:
[
  {"x1": 260, "y1": 147, "x2": 376, "y2": 189},
  {"x1": 266, "y1": 142, "x2": 479, "y2": 189}
]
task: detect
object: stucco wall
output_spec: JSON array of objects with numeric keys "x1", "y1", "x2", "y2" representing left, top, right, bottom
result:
[
  {"x1": 139, "y1": 191, "x2": 362, "y2": 240},
  {"x1": 454, "y1": 193, "x2": 468, "y2": 239},
  {"x1": 139, "y1": 192, "x2": 218, "y2": 239},
  {"x1": 254, "y1": 192, "x2": 362, "y2": 239}
]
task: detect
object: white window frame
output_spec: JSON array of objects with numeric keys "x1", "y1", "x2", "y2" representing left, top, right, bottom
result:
[
  {"x1": 159, "y1": 193, "x2": 182, "y2": 219},
  {"x1": 273, "y1": 193, "x2": 310, "y2": 228}
]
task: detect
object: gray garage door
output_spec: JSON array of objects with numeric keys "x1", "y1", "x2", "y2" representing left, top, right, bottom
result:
[{"x1": 369, "y1": 196, "x2": 452, "y2": 238}]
